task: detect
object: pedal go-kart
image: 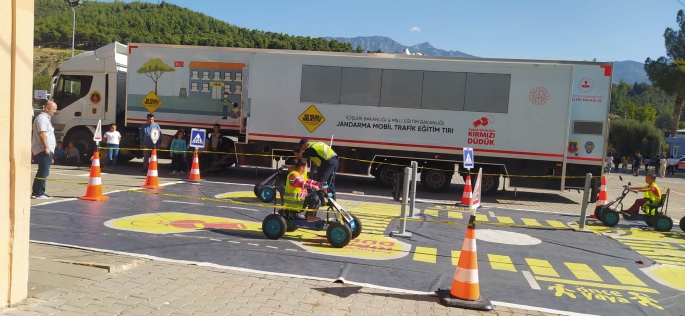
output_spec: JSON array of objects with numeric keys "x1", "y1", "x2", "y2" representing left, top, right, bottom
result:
[
  {"x1": 594, "y1": 176, "x2": 674, "y2": 232},
  {"x1": 253, "y1": 165, "x2": 288, "y2": 203},
  {"x1": 261, "y1": 184, "x2": 362, "y2": 248}
]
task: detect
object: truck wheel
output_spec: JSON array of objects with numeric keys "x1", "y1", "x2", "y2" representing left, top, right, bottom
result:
[
  {"x1": 65, "y1": 129, "x2": 95, "y2": 161},
  {"x1": 480, "y1": 175, "x2": 500, "y2": 196},
  {"x1": 421, "y1": 169, "x2": 453, "y2": 192},
  {"x1": 375, "y1": 165, "x2": 398, "y2": 187}
]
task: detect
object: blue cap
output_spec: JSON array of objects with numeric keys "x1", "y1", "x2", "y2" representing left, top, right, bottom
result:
[{"x1": 299, "y1": 139, "x2": 308, "y2": 146}]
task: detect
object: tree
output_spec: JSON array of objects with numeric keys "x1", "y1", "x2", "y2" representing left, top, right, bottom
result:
[
  {"x1": 621, "y1": 101, "x2": 637, "y2": 119},
  {"x1": 136, "y1": 58, "x2": 175, "y2": 94},
  {"x1": 634, "y1": 103, "x2": 657, "y2": 123},
  {"x1": 609, "y1": 118, "x2": 664, "y2": 157},
  {"x1": 645, "y1": 9, "x2": 685, "y2": 137}
]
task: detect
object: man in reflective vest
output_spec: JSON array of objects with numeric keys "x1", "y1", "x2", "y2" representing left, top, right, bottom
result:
[
  {"x1": 625, "y1": 173, "x2": 662, "y2": 216},
  {"x1": 284, "y1": 159, "x2": 323, "y2": 222},
  {"x1": 295, "y1": 138, "x2": 339, "y2": 199}
]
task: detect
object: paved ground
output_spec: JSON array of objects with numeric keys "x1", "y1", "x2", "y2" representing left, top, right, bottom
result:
[{"x1": 3, "y1": 158, "x2": 684, "y2": 315}]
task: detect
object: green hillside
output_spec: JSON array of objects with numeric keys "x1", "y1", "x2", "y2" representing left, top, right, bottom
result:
[{"x1": 34, "y1": 0, "x2": 361, "y2": 52}]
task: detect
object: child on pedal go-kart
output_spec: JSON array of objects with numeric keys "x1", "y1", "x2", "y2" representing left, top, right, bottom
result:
[
  {"x1": 283, "y1": 158, "x2": 324, "y2": 222},
  {"x1": 624, "y1": 173, "x2": 661, "y2": 219}
]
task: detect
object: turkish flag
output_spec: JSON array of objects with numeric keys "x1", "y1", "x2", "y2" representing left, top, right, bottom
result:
[{"x1": 174, "y1": 61, "x2": 184, "y2": 68}]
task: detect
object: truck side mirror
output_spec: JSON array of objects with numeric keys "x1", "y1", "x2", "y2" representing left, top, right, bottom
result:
[{"x1": 589, "y1": 178, "x2": 599, "y2": 203}]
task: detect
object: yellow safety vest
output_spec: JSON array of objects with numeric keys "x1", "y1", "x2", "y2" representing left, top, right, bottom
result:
[
  {"x1": 642, "y1": 183, "x2": 661, "y2": 203},
  {"x1": 284, "y1": 170, "x2": 305, "y2": 211},
  {"x1": 307, "y1": 142, "x2": 336, "y2": 166}
]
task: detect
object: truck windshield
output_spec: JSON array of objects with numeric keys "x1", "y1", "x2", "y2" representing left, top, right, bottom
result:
[{"x1": 52, "y1": 75, "x2": 93, "y2": 110}]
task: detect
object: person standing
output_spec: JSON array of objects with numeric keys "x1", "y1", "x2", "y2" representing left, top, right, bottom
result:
[
  {"x1": 103, "y1": 124, "x2": 121, "y2": 172},
  {"x1": 621, "y1": 156, "x2": 629, "y2": 173},
  {"x1": 31, "y1": 101, "x2": 58, "y2": 199},
  {"x1": 139, "y1": 113, "x2": 162, "y2": 172},
  {"x1": 210, "y1": 124, "x2": 223, "y2": 165},
  {"x1": 667, "y1": 155, "x2": 677, "y2": 175},
  {"x1": 605, "y1": 154, "x2": 614, "y2": 174},
  {"x1": 295, "y1": 139, "x2": 339, "y2": 200},
  {"x1": 643, "y1": 156, "x2": 650, "y2": 173},
  {"x1": 169, "y1": 129, "x2": 187, "y2": 175},
  {"x1": 659, "y1": 155, "x2": 668, "y2": 178},
  {"x1": 632, "y1": 151, "x2": 642, "y2": 176}
]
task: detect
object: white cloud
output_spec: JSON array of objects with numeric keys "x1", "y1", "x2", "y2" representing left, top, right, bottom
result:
[{"x1": 410, "y1": 26, "x2": 421, "y2": 33}]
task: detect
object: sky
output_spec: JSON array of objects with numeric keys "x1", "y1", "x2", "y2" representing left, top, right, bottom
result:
[{"x1": 98, "y1": 0, "x2": 685, "y2": 62}]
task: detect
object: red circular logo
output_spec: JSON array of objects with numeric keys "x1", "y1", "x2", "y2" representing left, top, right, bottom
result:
[
  {"x1": 577, "y1": 77, "x2": 594, "y2": 93},
  {"x1": 529, "y1": 87, "x2": 549, "y2": 106}
]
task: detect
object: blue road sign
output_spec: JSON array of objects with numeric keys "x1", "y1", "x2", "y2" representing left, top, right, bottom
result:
[
  {"x1": 463, "y1": 147, "x2": 474, "y2": 169},
  {"x1": 189, "y1": 128, "x2": 206, "y2": 149}
]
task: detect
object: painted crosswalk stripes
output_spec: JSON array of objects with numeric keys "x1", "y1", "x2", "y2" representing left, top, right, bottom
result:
[
  {"x1": 354, "y1": 213, "x2": 390, "y2": 235},
  {"x1": 422, "y1": 208, "x2": 571, "y2": 229},
  {"x1": 565, "y1": 262, "x2": 602, "y2": 282},
  {"x1": 413, "y1": 247, "x2": 437, "y2": 263},
  {"x1": 488, "y1": 254, "x2": 517, "y2": 272},
  {"x1": 525, "y1": 258, "x2": 560, "y2": 277}
]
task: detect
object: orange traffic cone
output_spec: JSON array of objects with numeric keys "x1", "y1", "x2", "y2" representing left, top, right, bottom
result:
[
  {"x1": 456, "y1": 173, "x2": 473, "y2": 207},
  {"x1": 187, "y1": 152, "x2": 203, "y2": 182},
  {"x1": 590, "y1": 175, "x2": 608, "y2": 219},
  {"x1": 78, "y1": 151, "x2": 109, "y2": 201},
  {"x1": 141, "y1": 148, "x2": 162, "y2": 189},
  {"x1": 438, "y1": 215, "x2": 492, "y2": 310}
]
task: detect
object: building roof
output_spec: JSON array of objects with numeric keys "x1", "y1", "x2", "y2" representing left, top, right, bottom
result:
[{"x1": 188, "y1": 61, "x2": 245, "y2": 70}]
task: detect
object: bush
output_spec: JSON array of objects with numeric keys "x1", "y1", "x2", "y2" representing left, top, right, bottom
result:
[{"x1": 609, "y1": 118, "x2": 664, "y2": 157}]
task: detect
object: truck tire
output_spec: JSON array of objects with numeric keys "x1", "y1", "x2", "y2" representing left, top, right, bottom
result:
[
  {"x1": 480, "y1": 175, "x2": 500, "y2": 196},
  {"x1": 65, "y1": 129, "x2": 95, "y2": 161},
  {"x1": 420, "y1": 169, "x2": 453, "y2": 192},
  {"x1": 375, "y1": 164, "x2": 398, "y2": 187}
]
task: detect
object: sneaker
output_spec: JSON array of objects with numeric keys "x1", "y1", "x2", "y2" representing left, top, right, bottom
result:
[{"x1": 33, "y1": 194, "x2": 52, "y2": 200}]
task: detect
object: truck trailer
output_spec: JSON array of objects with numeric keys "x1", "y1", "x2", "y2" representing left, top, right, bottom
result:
[{"x1": 47, "y1": 42, "x2": 612, "y2": 195}]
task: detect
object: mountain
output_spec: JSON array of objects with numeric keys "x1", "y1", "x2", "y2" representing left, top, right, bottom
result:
[
  {"x1": 327, "y1": 36, "x2": 650, "y2": 84},
  {"x1": 611, "y1": 60, "x2": 651, "y2": 84},
  {"x1": 325, "y1": 36, "x2": 475, "y2": 57}
]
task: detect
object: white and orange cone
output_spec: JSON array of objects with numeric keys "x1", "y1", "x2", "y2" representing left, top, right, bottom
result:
[
  {"x1": 78, "y1": 151, "x2": 109, "y2": 201},
  {"x1": 590, "y1": 175, "x2": 608, "y2": 219},
  {"x1": 456, "y1": 173, "x2": 473, "y2": 207},
  {"x1": 141, "y1": 148, "x2": 162, "y2": 189},
  {"x1": 187, "y1": 152, "x2": 203, "y2": 182},
  {"x1": 438, "y1": 215, "x2": 493, "y2": 310}
]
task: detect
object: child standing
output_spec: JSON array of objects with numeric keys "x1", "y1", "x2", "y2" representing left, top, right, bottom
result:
[
  {"x1": 169, "y1": 129, "x2": 187, "y2": 175},
  {"x1": 66, "y1": 141, "x2": 81, "y2": 166},
  {"x1": 52, "y1": 141, "x2": 66, "y2": 165},
  {"x1": 103, "y1": 124, "x2": 121, "y2": 171}
]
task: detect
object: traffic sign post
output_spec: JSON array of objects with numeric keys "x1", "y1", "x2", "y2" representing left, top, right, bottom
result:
[
  {"x1": 150, "y1": 127, "x2": 160, "y2": 149},
  {"x1": 93, "y1": 119, "x2": 103, "y2": 149},
  {"x1": 463, "y1": 147, "x2": 474, "y2": 170},
  {"x1": 189, "y1": 128, "x2": 206, "y2": 154}
]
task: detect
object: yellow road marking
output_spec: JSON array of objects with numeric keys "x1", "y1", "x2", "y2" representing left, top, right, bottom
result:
[
  {"x1": 413, "y1": 247, "x2": 437, "y2": 264},
  {"x1": 451, "y1": 250, "x2": 461, "y2": 266},
  {"x1": 603, "y1": 266, "x2": 647, "y2": 287},
  {"x1": 496, "y1": 216, "x2": 515, "y2": 224},
  {"x1": 521, "y1": 218, "x2": 542, "y2": 227},
  {"x1": 546, "y1": 220, "x2": 567, "y2": 228},
  {"x1": 424, "y1": 209, "x2": 439, "y2": 217},
  {"x1": 475, "y1": 214, "x2": 488, "y2": 222},
  {"x1": 447, "y1": 211, "x2": 463, "y2": 219},
  {"x1": 525, "y1": 258, "x2": 559, "y2": 277},
  {"x1": 534, "y1": 276, "x2": 658, "y2": 294},
  {"x1": 564, "y1": 262, "x2": 602, "y2": 282},
  {"x1": 488, "y1": 254, "x2": 517, "y2": 272}
]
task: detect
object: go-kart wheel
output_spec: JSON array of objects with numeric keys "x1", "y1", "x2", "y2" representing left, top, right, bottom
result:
[
  {"x1": 653, "y1": 215, "x2": 673, "y2": 232},
  {"x1": 600, "y1": 210, "x2": 620, "y2": 227},
  {"x1": 645, "y1": 216, "x2": 653, "y2": 227},
  {"x1": 350, "y1": 214, "x2": 362, "y2": 239},
  {"x1": 257, "y1": 185, "x2": 276, "y2": 203},
  {"x1": 680, "y1": 216, "x2": 685, "y2": 231},
  {"x1": 262, "y1": 214, "x2": 287, "y2": 240},
  {"x1": 594, "y1": 206, "x2": 604, "y2": 219},
  {"x1": 253, "y1": 184, "x2": 262, "y2": 197},
  {"x1": 326, "y1": 222, "x2": 352, "y2": 248}
]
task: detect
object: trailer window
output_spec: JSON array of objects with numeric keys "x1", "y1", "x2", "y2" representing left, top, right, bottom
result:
[
  {"x1": 422, "y1": 71, "x2": 466, "y2": 111},
  {"x1": 52, "y1": 75, "x2": 93, "y2": 110},
  {"x1": 191, "y1": 71, "x2": 199, "y2": 80},
  {"x1": 464, "y1": 73, "x2": 511, "y2": 113},
  {"x1": 191, "y1": 82, "x2": 199, "y2": 92},
  {"x1": 300, "y1": 65, "x2": 341, "y2": 104},
  {"x1": 573, "y1": 121, "x2": 604, "y2": 135},
  {"x1": 340, "y1": 67, "x2": 382, "y2": 107},
  {"x1": 380, "y1": 69, "x2": 423, "y2": 109}
]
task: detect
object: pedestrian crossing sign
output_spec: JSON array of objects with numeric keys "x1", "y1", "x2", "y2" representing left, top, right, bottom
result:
[{"x1": 189, "y1": 128, "x2": 206, "y2": 149}]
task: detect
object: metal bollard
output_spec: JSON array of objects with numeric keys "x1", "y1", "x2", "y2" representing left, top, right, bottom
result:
[
  {"x1": 391, "y1": 167, "x2": 412, "y2": 238},
  {"x1": 578, "y1": 173, "x2": 592, "y2": 229},
  {"x1": 409, "y1": 161, "x2": 418, "y2": 218}
]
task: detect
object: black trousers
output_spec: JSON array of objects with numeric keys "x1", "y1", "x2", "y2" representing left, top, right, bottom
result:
[{"x1": 315, "y1": 156, "x2": 339, "y2": 198}]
